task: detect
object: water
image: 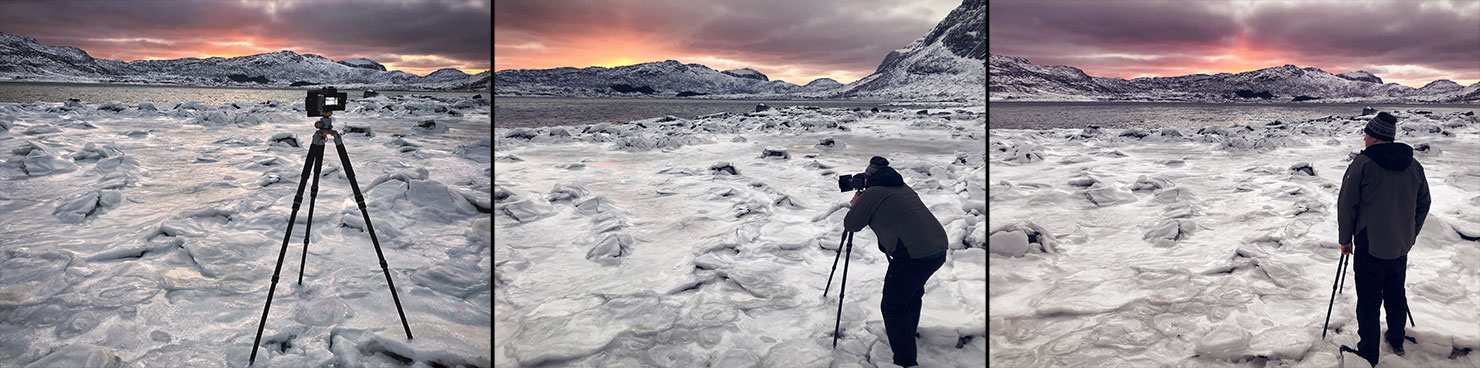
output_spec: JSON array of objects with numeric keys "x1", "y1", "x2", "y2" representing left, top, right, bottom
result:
[
  {"x1": 493, "y1": 97, "x2": 903, "y2": 128},
  {"x1": 988, "y1": 102, "x2": 1479, "y2": 130},
  {"x1": 0, "y1": 82, "x2": 489, "y2": 105}
]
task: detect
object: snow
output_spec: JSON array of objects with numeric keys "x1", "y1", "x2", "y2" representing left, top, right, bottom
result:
[
  {"x1": 990, "y1": 109, "x2": 1480, "y2": 366},
  {"x1": 0, "y1": 95, "x2": 490, "y2": 366},
  {"x1": 493, "y1": 104, "x2": 987, "y2": 366}
]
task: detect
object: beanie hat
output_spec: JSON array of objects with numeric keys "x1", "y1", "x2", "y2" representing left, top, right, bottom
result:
[
  {"x1": 1364, "y1": 112, "x2": 1397, "y2": 142},
  {"x1": 864, "y1": 156, "x2": 889, "y2": 175}
]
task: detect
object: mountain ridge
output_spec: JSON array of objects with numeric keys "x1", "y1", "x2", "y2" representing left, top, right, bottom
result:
[
  {"x1": 0, "y1": 31, "x2": 488, "y2": 91},
  {"x1": 493, "y1": 0, "x2": 986, "y2": 101},
  {"x1": 990, "y1": 54, "x2": 1478, "y2": 103}
]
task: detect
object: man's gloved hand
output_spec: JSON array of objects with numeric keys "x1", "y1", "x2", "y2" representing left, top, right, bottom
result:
[
  {"x1": 851, "y1": 192, "x2": 861, "y2": 206},
  {"x1": 1341, "y1": 243, "x2": 1352, "y2": 255}
]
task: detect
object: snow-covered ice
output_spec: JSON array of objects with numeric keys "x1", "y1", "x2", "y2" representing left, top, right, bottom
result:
[
  {"x1": 990, "y1": 109, "x2": 1480, "y2": 367},
  {"x1": 0, "y1": 94, "x2": 491, "y2": 367},
  {"x1": 494, "y1": 105, "x2": 987, "y2": 366}
]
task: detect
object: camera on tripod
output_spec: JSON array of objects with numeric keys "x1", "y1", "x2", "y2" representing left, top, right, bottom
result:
[
  {"x1": 837, "y1": 173, "x2": 870, "y2": 192},
  {"x1": 305, "y1": 87, "x2": 349, "y2": 117}
]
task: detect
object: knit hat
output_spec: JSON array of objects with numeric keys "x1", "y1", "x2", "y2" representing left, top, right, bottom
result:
[
  {"x1": 1364, "y1": 112, "x2": 1397, "y2": 142},
  {"x1": 864, "y1": 156, "x2": 889, "y2": 175}
]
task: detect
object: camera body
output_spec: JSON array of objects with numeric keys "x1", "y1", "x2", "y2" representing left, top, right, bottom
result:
[
  {"x1": 306, "y1": 87, "x2": 349, "y2": 117},
  {"x1": 837, "y1": 173, "x2": 869, "y2": 192}
]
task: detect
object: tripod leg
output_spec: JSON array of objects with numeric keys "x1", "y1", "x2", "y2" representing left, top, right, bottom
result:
[
  {"x1": 298, "y1": 136, "x2": 325, "y2": 285},
  {"x1": 833, "y1": 231, "x2": 854, "y2": 348},
  {"x1": 251, "y1": 143, "x2": 323, "y2": 365},
  {"x1": 1338, "y1": 253, "x2": 1348, "y2": 294},
  {"x1": 824, "y1": 231, "x2": 846, "y2": 297},
  {"x1": 329, "y1": 132, "x2": 413, "y2": 340},
  {"x1": 1322, "y1": 252, "x2": 1347, "y2": 339}
]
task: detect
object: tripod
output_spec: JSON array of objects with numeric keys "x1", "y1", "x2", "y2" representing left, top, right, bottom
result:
[
  {"x1": 248, "y1": 112, "x2": 413, "y2": 365},
  {"x1": 824, "y1": 228, "x2": 856, "y2": 348}
]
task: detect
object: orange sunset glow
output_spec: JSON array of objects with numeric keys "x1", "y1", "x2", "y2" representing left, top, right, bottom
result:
[
  {"x1": 494, "y1": 0, "x2": 964, "y2": 85},
  {"x1": 990, "y1": 0, "x2": 1480, "y2": 88}
]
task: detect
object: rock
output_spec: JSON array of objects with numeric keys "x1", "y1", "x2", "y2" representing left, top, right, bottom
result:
[
  {"x1": 816, "y1": 138, "x2": 844, "y2": 148},
  {"x1": 1289, "y1": 162, "x2": 1316, "y2": 176},
  {"x1": 1361, "y1": 106, "x2": 1377, "y2": 115},
  {"x1": 710, "y1": 162, "x2": 739, "y2": 175},
  {"x1": 362, "y1": 89, "x2": 379, "y2": 98},
  {"x1": 1414, "y1": 143, "x2": 1440, "y2": 155},
  {"x1": 755, "y1": 103, "x2": 771, "y2": 112},
  {"x1": 871, "y1": 107, "x2": 880, "y2": 113},
  {"x1": 760, "y1": 147, "x2": 789, "y2": 160},
  {"x1": 472, "y1": 94, "x2": 482, "y2": 99},
  {"x1": 97, "y1": 101, "x2": 128, "y2": 112},
  {"x1": 268, "y1": 133, "x2": 299, "y2": 147},
  {"x1": 415, "y1": 119, "x2": 450, "y2": 133},
  {"x1": 344, "y1": 124, "x2": 374, "y2": 137}
]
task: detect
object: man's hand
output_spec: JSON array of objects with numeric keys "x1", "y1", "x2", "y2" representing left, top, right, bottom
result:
[
  {"x1": 1340, "y1": 243, "x2": 1352, "y2": 255},
  {"x1": 850, "y1": 192, "x2": 861, "y2": 206}
]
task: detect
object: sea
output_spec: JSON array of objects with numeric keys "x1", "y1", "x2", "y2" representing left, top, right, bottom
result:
[
  {"x1": 988, "y1": 101, "x2": 1479, "y2": 130},
  {"x1": 493, "y1": 97, "x2": 910, "y2": 129},
  {"x1": 0, "y1": 82, "x2": 488, "y2": 106}
]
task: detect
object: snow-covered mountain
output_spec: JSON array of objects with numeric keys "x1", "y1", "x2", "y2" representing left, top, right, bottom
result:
[
  {"x1": 0, "y1": 31, "x2": 488, "y2": 91},
  {"x1": 990, "y1": 54, "x2": 1480, "y2": 103},
  {"x1": 494, "y1": 0, "x2": 985, "y2": 101},
  {"x1": 721, "y1": 68, "x2": 768, "y2": 81},
  {"x1": 493, "y1": 60, "x2": 812, "y2": 97},
  {"x1": 801, "y1": 77, "x2": 843, "y2": 91},
  {"x1": 834, "y1": 0, "x2": 985, "y2": 102}
]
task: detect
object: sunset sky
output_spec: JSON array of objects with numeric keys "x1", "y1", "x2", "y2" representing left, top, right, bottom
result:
[
  {"x1": 494, "y1": 0, "x2": 963, "y2": 85},
  {"x1": 990, "y1": 0, "x2": 1480, "y2": 88},
  {"x1": 0, "y1": 0, "x2": 490, "y2": 77}
]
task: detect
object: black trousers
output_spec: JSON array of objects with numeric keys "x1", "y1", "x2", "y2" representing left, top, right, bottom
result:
[
  {"x1": 1353, "y1": 229, "x2": 1408, "y2": 366},
  {"x1": 880, "y1": 248, "x2": 945, "y2": 367}
]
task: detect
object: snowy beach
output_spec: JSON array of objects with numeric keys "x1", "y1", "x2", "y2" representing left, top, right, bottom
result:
[
  {"x1": 493, "y1": 105, "x2": 987, "y2": 366},
  {"x1": 0, "y1": 95, "x2": 492, "y2": 366},
  {"x1": 988, "y1": 110, "x2": 1480, "y2": 367}
]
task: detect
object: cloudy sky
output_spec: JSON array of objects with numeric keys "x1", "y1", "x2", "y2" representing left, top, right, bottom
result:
[
  {"x1": 990, "y1": 0, "x2": 1480, "y2": 88},
  {"x1": 494, "y1": 0, "x2": 962, "y2": 84},
  {"x1": 0, "y1": 0, "x2": 490, "y2": 77}
]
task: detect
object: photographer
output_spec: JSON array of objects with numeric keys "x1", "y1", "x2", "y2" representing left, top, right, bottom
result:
[{"x1": 843, "y1": 156, "x2": 948, "y2": 367}]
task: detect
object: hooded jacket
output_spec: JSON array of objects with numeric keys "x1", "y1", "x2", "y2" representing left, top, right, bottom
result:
[
  {"x1": 1337, "y1": 142, "x2": 1431, "y2": 260},
  {"x1": 843, "y1": 167, "x2": 949, "y2": 259}
]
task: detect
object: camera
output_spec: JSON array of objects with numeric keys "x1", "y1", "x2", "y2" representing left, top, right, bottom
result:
[
  {"x1": 837, "y1": 173, "x2": 869, "y2": 192},
  {"x1": 306, "y1": 87, "x2": 349, "y2": 117}
]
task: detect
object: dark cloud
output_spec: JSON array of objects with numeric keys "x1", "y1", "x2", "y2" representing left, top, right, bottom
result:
[
  {"x1": 493, "y1": 0, "x2": 962, "y2": 83},
  {"x1": 989, "y1": 0, "x2": 1480, "y2": 87},
  {"x1": 0, "y1": 0, "x2": 489, "y2": 75},
  {"x1": 1241, "y1": 1, "x2": 1480, "y2": 73}
]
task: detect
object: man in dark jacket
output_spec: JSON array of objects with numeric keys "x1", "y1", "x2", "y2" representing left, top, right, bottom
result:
[
  {"x1": 844, "y1": 156, "x2": 949, "y2": 367},
  {"x1": 1337, "y1": 111, "x2": 1431, "y2": 367}
]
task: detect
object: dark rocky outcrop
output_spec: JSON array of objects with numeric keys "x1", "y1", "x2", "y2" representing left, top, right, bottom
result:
[
  {"x1": 1291, "y1": 95, "x2": 1320, "y2": 102},
  {"x1": 1234, "y1": 90, "x2": 1274, "y2": 99},
  {"x1": 227, "y1": 74, "x2": 270, "y2": 83},
  {"x1": 289, "y1": 81, "x2": 319, "y2": 87},
  {"x1": 610, "y1": 84, "x2": 655, "y2": 94},
  {"x1": 676, "y1": 91, "x2": 705, "y2": 97}
]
